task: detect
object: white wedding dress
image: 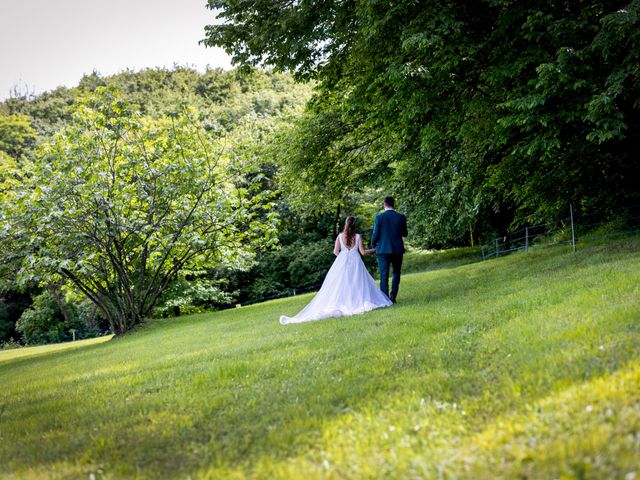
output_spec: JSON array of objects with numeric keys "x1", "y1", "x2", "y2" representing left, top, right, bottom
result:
[{"x1": 280, "y1": 234, "x2": 392, "y2": 324}]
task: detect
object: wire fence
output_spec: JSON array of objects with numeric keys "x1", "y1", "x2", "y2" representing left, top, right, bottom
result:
[
  {"x1": 481, "y1": 204, "x2": 640, "y2": 260},
  {"x1": 220, "y1": 204, "x2": 640, "y2": 310}
]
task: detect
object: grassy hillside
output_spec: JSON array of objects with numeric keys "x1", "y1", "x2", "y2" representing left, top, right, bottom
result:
[{"x1": 1, "y1": 238, "x2": 639, "y2": 479}]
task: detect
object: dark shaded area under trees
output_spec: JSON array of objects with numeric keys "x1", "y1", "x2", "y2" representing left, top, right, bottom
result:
[{"x1": 206, "y1": 0, "x2": 640, "y2": 246}]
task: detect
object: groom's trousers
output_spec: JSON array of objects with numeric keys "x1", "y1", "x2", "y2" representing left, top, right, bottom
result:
[{"x1": 377, "y1": 253, "x2": 403, "y2": 302}]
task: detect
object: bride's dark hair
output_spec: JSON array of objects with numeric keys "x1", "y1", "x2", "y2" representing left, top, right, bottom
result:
[{"x1": 343, "y1": 216, "x2": 357, "y2": 248}]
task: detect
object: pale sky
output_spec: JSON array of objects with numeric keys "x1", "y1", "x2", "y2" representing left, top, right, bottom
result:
[{"x1": 0, "y1": 0, "x2": 233, "y2": 100}]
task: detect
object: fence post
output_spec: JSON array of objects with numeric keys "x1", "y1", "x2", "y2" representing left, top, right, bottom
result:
[
  {"x1": 481, "y1": 246, "x2": 485, "y2": 260},
  {"x1": 570, "y1": 204, "x2": 576, "y2": 253},
  {"x1": 495, "y1": 238, "x2": 499, "y2": 257},
  {"x1": 525, "y1": 227, "x2": 529, "y2": 252}
]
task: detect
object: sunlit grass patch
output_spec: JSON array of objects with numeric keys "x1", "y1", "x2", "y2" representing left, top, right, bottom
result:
[
  {"x1": 1, "y1": 237, "x2": 639, "y2": 479},
  {"x1": 0, "y1": 335, "x2": 112, "y2": 363}
]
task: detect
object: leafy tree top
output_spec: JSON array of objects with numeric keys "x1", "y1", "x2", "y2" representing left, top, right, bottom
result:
[
  {"x1": 1, "y1": 87, "x2": 279, "y2": 334},
  {"x1": 205, "y1": 0, "x2": 640, "y2": 245}
]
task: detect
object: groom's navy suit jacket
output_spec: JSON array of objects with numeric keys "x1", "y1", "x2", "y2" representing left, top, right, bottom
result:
[{"x1": 371, "y1": 209, "x2": 408, "y2": 254}]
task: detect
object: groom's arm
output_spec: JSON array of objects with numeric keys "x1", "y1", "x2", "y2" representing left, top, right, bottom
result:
[
  {"x1": 401, "y1": 215, "x2": 408, "y2": 237},
  {"x1": 371, "y1": 216, "x2": 380, "y2": 248}
]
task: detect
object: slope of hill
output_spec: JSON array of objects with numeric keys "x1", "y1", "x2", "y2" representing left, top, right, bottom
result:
[{"x1": 1, "y1": 238, "x2": 639, "y2": 479}]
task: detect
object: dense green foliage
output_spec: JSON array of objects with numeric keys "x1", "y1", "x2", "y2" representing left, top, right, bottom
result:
[
  {"x1": 1, "y1": 237, "x2": 638, "y2": 478},
  {"x1": 0, "y1": 67, "x2": 321, "y2": 342},
  {"x1": 1, "y1": 86, "x2": 281, "y2": 335},
  {"x1": 0, "y1": 113, "x2": 36, "y2": 161},
  {"x1": 153, "y1": 278, "x2": 233, "y2": 318},
  {"x1": 13, "y1": 290, "x2": 100, "y2": 345},
  {"x1": 14, "y1": 292, "x2": 67, "y2": 345},
  {"x1": 206, "y1": 0, "x2": 640, "y2": 245},
  {"x1": 1, "y1": 67, "x2": 311, "y2": 138}
]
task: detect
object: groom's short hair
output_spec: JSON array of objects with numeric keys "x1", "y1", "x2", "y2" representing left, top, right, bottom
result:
[{"x1": 383, "y1": 196, "x2": 395, "y2": 208}]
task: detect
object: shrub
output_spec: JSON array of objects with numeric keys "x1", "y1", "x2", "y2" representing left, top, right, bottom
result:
[
  {"x1": 154, "y1": 279, "x2": 234, "y2": 318},
  {"x1": 15, "y1": 291, "x2": 107, "y2": 345},
  {"x1": 16, "y1": 291, "x2": 68, "y2": 344},
  {"x1": 0, "y1": 337, "x2": 22, "y2": 350}
]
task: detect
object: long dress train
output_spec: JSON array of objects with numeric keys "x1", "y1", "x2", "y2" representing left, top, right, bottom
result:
[{"x1": 280, "y1": 234, "x2": 392, "y2": 324}]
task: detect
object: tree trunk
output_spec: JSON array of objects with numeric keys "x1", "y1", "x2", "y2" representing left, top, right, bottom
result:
[
  {"x1": 61, "y1": 267, "x2": 165, "y2": 336},
  {"x1": 47, "y1": 284, "x2": 72, "y2": 324}
]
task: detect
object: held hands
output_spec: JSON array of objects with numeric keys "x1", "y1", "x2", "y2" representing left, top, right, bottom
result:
[{"x1": 364, "y1": 247, "x2": 377, "y2": 255}]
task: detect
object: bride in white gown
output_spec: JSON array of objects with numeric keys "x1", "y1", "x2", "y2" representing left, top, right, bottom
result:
[{"x1": 280, "y1": 216, "x2": 392, "y2": 325}]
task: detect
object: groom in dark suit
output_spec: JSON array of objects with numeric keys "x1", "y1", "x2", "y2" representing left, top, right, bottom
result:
[{"x1": 371, "y1": 196, "x2": 408, "y2": 303}]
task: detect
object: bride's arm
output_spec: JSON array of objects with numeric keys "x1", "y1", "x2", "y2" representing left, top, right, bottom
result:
[
  {"x1": 334, "y1": 236, "x2": 341, "y2": 256},
  {"x1": 358, "y1": 235, "x2": 376, "y2": 255}
]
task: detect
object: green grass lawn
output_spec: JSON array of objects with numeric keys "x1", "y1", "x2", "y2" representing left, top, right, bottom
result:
[
  {"x1": 0, "y1": 335, "x2": 112, "y2": 363},
  {"x1": 1, "y1": 238, "x2": 639, "y2": 479}
]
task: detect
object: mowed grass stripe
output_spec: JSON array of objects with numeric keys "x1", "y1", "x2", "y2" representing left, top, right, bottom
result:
[
  {"x1": 0, "y1": 335, "x2": 113, "y2": 364},
  {"x1": 1, "y1": 238, "x2": 639, "y2": 479}
]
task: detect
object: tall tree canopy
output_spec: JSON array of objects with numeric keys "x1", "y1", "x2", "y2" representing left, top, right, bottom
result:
[
  {"x1": 0, "y1": 113, "x2": 36, "y2": 161},
  {"x1": 0, "y1": 67, "x2": 319, "y2": 344},
  {"x1": 205, "y1": 0, "x2": 640, "y2": 245},
  {"x1": 1, "y1": 87, "x2": 278, "y2": 335}
]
